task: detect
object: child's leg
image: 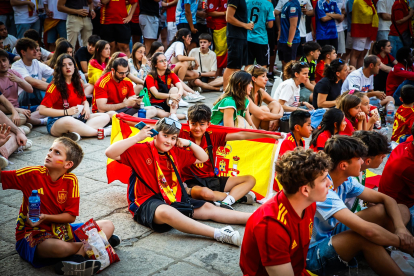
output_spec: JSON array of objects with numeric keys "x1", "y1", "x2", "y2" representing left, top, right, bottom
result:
[
  {"x1": 332, "y1": 230, "x2": 404, "y2": 276},
  {"x1": 223, "y1": 175, "x2": 256, "y2": 202},
  {"x1": 193, "y1": 202, "x2": 251, "y2": 224},
  {"x1": 35, "y1": 239, "x2": 84, "y2": 259},
  {"x1": 190, "y1": 186, "x2": 227, "y2": 202},
  {"x1": 96, "y1": 220, "x2": 115, "y2": 240},
  {"x1": 50, "y1": 116, "x2": 108, "y2": 137},
  {"x1": 380, "y1": 96, "x2": 394, "y2": 107},
  {"x1": 168, "y1": 88, "x2": 186, "y2": 120},
  {"x1": 173, "y1": 61, "x2": 189, "y2": 81}
]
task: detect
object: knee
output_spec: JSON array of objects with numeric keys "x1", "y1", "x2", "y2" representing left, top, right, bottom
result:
[
  {"x1": 246, "y1": 175, "x2": 256, "y2": 188},
  {"x1": 97, "y1": 220, "x2": 115, "y2": 233},
  {"x1": 155, "y1": 205, "x2": 174, "y2": 221},
  {"x1": 200, "y1": 188, "x2": 216, "y2": 202},
  {"x1": 169, "y1": 87, "x2": 178, "y2": 94},
  {"x1": 260, "y1": 106, "x2": 270, "y2": 113},
  {"x1": 398, "y1": 204, "x2": 411, "y2": 225}
]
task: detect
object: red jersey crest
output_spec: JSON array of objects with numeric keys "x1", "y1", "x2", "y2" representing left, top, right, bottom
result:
[{"x1": 57, "y1": 190, "x2": 67, "y2": 204}]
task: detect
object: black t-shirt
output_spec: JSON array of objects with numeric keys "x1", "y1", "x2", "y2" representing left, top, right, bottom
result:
[
  {"x1": 312, "y1": 77, "x2": 342, "y2": 109},
  {"x1": 139, "y1": 0, "x2": 159, "y2": 17},
  {"x1": 74, "y1": 47, "x2": 92, "y2": 73},
  {"x1": 65, "y1": 0, "x2": 88, "y2": 10},
  {"x1": 227, "y1": 0, "x2": 248, "y2": 39}
]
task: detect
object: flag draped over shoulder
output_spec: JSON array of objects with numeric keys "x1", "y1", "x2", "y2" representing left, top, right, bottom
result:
[
  {"x1": 106, "y1": 114, "x2": 282, "y2": 201},
  {"x1": 351, "y1": 0, "x2": 379, "y2": 40}
]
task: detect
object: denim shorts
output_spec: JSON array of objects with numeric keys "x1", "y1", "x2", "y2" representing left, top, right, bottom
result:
[
  {"x1": 47, "y1": 116, "x2": 64, "y2": 134},
  {"x1": 306, "y1": 223, "x2": 358, "y2": 275}
]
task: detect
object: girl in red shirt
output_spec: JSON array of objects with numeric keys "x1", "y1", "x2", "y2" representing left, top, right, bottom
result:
[
  {"x1": 310, "y1": 108, "x2": 347, "y2": 152},
  {"x1": 39, "y1": 54, "x2": 111, "y2": 142},
  {"x1": 337, "y1": 90, "x2": 365, "y2": 135},
  {"x1": 315, "y1": 45, "x2": 337, "y2": 83}
]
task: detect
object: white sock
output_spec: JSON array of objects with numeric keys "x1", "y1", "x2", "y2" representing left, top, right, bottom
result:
[
  {"x1": 40, "y1": 118, "x2": 48, "y2": 125},
  {"x1": 222, "y1": 195, "x2": 235, "y2": 205},
  {"x1": 213, "y1": 228, "x2": 221, "y2": 240}
]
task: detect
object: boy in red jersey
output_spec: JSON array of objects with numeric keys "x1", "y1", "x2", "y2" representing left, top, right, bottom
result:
[
  {"x1": 1, "y1": 137, "x2": 118, "y2": 275},
  {"x1": 240, "y1": 148, "x2": 332, "y2": 276},
  {"x1": 179, "y1": 104, "x2": 282, "y2": 209},
  {"x1": 392, "y1": 85, "x2": 414, "y2": 142},
  {"x1": 279, "y1": 110, "x2": 312, "y2": 157},
  {"x1": 105, "y1": 118, "x2": 251, "y2": 246}
]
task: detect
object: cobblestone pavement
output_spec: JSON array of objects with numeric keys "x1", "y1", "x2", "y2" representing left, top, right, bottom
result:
[{"x1": 0, "y1": 90, "x2": 381, "y2": 275}]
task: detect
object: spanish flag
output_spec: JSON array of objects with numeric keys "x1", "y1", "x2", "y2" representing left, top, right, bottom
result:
[
  {"x1": 88, "y1": 59, "x2": 105, "y2": 85},
  {"x1": 351, "y1": 0, "x2": 379, "y2": 40},
  {"x1": 106, "y1": 114, "x2": 282, "y2": 201}
]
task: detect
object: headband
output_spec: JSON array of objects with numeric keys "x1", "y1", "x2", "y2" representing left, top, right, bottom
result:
[{"x1": 349, "y1": 89, "x2": 355, "y2": 95}]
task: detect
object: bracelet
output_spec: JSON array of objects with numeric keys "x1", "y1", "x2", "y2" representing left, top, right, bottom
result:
[
  {"x1": 198, "y1": 72, "x2": 201, "y2": 78},
  {"x1": 188, "y1": 141, "x2": 192, "y2": 147},
  {"x1": 287, "y1": 41, "x2": 292, "y2": 46}
]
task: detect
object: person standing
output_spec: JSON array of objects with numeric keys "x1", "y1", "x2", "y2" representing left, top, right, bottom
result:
[
  {"x1": 11, "y1": 0, "x2": 40, "y2": 38},
  {"x1": 388, "y1": 0, "x2": 413, "y2": 58},
  {"x1": 139, "y1": 0, "x2": 160, "y2": 53},
  {"x1": 0, "y1": 0, "x2": 17, "y2": 37},
  {"x1": 57, "y1": 0, "x2": 95, "y2": 48},
  {"x1": 315, "y1": 0, "x2": 343, "y2": 49},
  {"x1": 376, "y1": 0, "x2": 395, "y2": 41},
  {"x1": 44, "y1": 0, "x2": 68, "y2": 52}
]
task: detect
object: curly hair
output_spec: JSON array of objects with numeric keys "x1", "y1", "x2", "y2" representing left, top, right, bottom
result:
[
  {"x1": 276, "y1": 148, "x2": 332, "y2": 195},
  {"x1": 53, "y1": 54, "x2": 84, "y2": 100}
]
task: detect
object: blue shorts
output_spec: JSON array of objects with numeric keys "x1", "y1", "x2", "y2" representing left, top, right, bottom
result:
[
  {"x1": 15, "y1": 222, "x2": 83, "y2": 268},
  {"x1": 306, "y1": 223, "x2": 358, "y2": 275},
  {"x1": 47, "y1": 116, "x2": 64, "y2": 134}
]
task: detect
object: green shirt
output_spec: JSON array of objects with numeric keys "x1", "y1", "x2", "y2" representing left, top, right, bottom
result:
[{"x1": 210, "y1": 97, "x2": 250, "y2": 125}]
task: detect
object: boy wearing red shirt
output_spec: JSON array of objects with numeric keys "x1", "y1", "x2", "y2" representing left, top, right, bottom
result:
[
  {"x1": 392, "y1": 85, "x2": 414, "y2": 142},
  {"x1": 100, "y1": 0, "x2": 137, "y2": 55},
  {"x1": 1, "y1": 138, "x2": 118, "y2": 275},
  {"x1": 240, "y1": 148, "x2": 332, "y2": 276},
  {"x1": 92, "y1": 58, "x2": 140, "y2": 117},
  {"x1": 179, "y1": 104, "x2": 281, "y2": 209},
  {"x1": 105, "y1": 118, "x2": 252, "y2": 246},
  {"x1": 279, "y1": 110, "x2": 312, "y2": 157}
]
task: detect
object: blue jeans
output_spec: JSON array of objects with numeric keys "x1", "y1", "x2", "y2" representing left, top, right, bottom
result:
[
  {"x1": 46, "y1": 20, "x2": 67, "y2": 43},
  {"x1": 393, "y1": 80, "x2": 414, "y2": 106},
  {"x1": 376, "y1": 30, "x2": 389, "y2": 41},
  {"x1": 389, "y1": 36, "x2": 403, "y2": 58},
  {"x1": 16, "y1": 20, "x2": 41, "y2": 39}
]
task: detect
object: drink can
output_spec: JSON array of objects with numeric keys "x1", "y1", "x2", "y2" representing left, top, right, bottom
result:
[
  {"x1": 97, "y1": 128, "x2": 105, "y2": 140},
  {"x1": 202, "y1": 0, "x2": 206, "y2": 9}
]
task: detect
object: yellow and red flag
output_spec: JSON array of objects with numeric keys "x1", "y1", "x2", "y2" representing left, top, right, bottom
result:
[
  {"x1": 107, "y1": 114, "x2": 282, "y2": 201},
  {"x1": 351, "y1": 0, "x2": 379, "y2": 40}
]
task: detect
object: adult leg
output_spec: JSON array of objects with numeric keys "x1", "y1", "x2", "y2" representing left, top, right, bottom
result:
[
  {"x1": 27, "y1": 111, "x2": 44, "y2": 126},
  {"x1": 117, "y1": 42, "x2": 130, "y2": 56},
  {"x1": 134, "y1": 84, "x2": 144, "y2": 95},
  {"x1": 173, "y1": 61, "x2": 190, "y2": 81},
  {"x1": 16, "y1": 23, "x2": 31, "y2": 39},
  {"x1": 208, "y1": 76, "x2": 223, "y2": 87},
  {"x1": 192, "y1": 79, "x2": 220, "y2": 91},
  {"x1": 380, "y1": 96, "x2": 394, "y2": 107},
  {"x1": 66, "y1": 15, "x2": 81, "y2": 49},
  {"x1": 357, "y1": 49, "x2": 369, "y2": 69},
  {"x1": 0, "y1": 132, "x2": 18, "y2": 159},
  {"x1": 251, "y1": 105, "x2": 271, "y2": 130},
  {"x1": 349, "y1": 49, "x2": 363, "y2": 68},
  {"x1": 80, "y1": 17, "x2": 93, "y2": 47},
  {"x1": 223, "y1": 68, "x2": 239, "y2": 91},
  {"x1": 183, "y1": 70, "x2": 200, "y2": 81},
  {"x1": 50, "y1": 116, "x2": 109, "y2": 137},
  {"x1": 355, "y1": 203, "x2": 410, "y2": 231},
  {"x1": 85, "y1": 113, "x2": 111, "y2": 129},
  {"x1": 223, "y1": 175, "x2": 256, "y2": 201},
  {"x1": 108, "y1": 41, "x2": 116, "y2": 55},
  {"x1": 332, "y1": 230, "x2": 404, "y2": 276},
  {"x1": 142, "y1": 106, "x2": 158, "y2": 118},
  {"x1": 83, "y1": 83, "x2": 94, "y2": 97}
]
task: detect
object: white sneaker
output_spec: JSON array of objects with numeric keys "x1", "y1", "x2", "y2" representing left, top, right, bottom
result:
[
  {"x1": 169, "y1": 113, "x2": 179, "y2": 121},
  {"x1": 103, "y1": 126, "x2": 112, "y2": 137},
  {"x1": 0, "y1": 155, "x2": 8, "y2": 169},
  {"x1": 18, "y1": 126, "x2": 30, "y2": 135},
  {"x1": 24, "y1": 123, "x2": 33, "y2": 130},
  {"x1": 179, "y1": 99, "x2": 189, "y2": 107},
  {"x1": 240, "y1": 191, "x2": 256, "y2": 205},
  {"x1": 194, "y1": 87, "x2": 203, "y2": 94},
  {"x1": 63, "y1": 132, "x2": 81, "y2": 142},
  {"x1": 193, "y1": 91, "x2": 206, "y2": 100},
  {"x1": 182, "y1": 94, "x2": 201, "y2": 103},
  {"x1": 216, "y1": 226, "x2": 241, "y2": 246}
]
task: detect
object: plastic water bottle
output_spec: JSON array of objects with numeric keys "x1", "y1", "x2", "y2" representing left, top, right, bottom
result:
[
  {"x1": 28, "y1": 190, "x2": 40, "y2": 222},
  {"x1": 138, "y1": 102, "x2": 146, "y2": 118},
  {"x1": 386, "y1": 101, "x2": 395, "y2": 125}
]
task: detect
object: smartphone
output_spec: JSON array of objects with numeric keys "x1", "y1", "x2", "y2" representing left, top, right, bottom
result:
[
  {"x1": 138, "y1": 95, "x2": 144, "y2": 99},
  {"x1": 134, "y1": 122, "x2": 159, "y2": 137}
]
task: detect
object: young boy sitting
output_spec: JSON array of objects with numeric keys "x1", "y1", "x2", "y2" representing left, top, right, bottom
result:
[
  {"x1": 1, "y1": 137, "x2": 118, "y2": 275},
  {"x1": 306, "y1": 135, "x2": 414, "y2": 276},
  {"x1": 105, "y1": 118, "x2": 251, "y2": 246},
  {"x1": 391, "y1": 84, "x2": 414, "y2": 142},
  {"x1": 299, "y1": 41, "x2": 321, "y2": 102},
  {"x1": 188, "y1": 33, "x2": 223, "y2": 92},
  {"x1": 179, "y1": 104, "x2": 281, "y2": 209},
  {"x1": 279, "y1": 110, "x2": 312, "y2": 157},
  {"x1": 240, "y1": 148, "x2": 332, "y2": 275},
  {"x1": 315, "y1": 45, "x2": 337, "y2": 83}
]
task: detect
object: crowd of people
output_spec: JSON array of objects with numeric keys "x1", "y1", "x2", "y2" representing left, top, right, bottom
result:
[{"x1": 0, "y1": 0, "x2": 414, "y2": 275}]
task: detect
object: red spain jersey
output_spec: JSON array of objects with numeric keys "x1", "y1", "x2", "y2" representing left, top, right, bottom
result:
[
  {"x1": 391, "y1": 105, "x2": 414, "y2": 142},
  {"x1": 279, "y1": 132, "x2": 305, "y2": 158},
  {"x1": 119, "y1": 142, "x2": 196, "y2": 216},
  {"x1": 1, "y1": 166, "x2": 80, "y2": 241},
  {"x1": 179, "y1": 130, "x2": 227, "y2": 182},
  {"x1": 92, "y1": 71, "x2": 135, "y2": 113},
  {"x1": 339, "y1": 117, "x2": 355, "y2": 136},
  {"x1": 310, "y1": 130, "x2": 332, "y2": 152},
  {"x1": 166, "y1": 0, "x2": 177, "y2": 22},
  {"x1": 145, "y1": 73, "x2": 181, "y2": 104},
  {"x1": 206, "y1": 0, "x2": 227, "y2": 30},
  {"x1": 240, "y1": 191, "x2": 315, "y2": 276},
  {"x1": 100, "y1": 0, "x2": 137, "y2": 25},
  {"x1": 41, "y1": 83, "x2": 86, "y2": 110}
]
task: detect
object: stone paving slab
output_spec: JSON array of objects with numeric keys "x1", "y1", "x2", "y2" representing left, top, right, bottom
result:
[
  {"x1": 0, "y1": 204, "x2": 19, "y2": 224},
  {"x1": 152, "y1": 262, "x2": 221, "y2": 276}
]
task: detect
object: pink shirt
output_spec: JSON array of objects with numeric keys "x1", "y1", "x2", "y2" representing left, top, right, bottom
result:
[{"x1": 0, "y1": 70, "x2": 22, "y2": 108}]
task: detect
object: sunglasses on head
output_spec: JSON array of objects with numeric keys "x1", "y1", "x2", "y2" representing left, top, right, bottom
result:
[{"x1": 162, "y1": 117, "x2": 182, "y2": 130}]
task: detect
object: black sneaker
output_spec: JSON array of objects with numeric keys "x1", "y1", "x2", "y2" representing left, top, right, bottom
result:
[
  {"x1": 214, "y1": 201, "x2": 234, "y2": 210},
  {"x1": 55, "y1": 254, "x2": 101, "y2": 276},
  {"x1": 108, "y1": 234, "x2": 121, "y2": 248}
]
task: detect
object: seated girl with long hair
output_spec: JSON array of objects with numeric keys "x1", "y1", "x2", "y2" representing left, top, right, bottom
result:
[
  {"x1": 336, "y1": 90, "x2": 365, "y2": 135},
  {"x1": 246, "y1": 65, "x2": 283, "y2": 130},
  {"x1": 147, "y1": 41, "x2": 164, "y2": 60},
  {"x1": 210, "y1": 71, "x2": 255, "y2": 129},
  {"x1": 88, "y1": 40, "x2": 110, "y2": 85},
  {"x1": 39, "y1": 54, "x2": 111, "y2": 142},
  {"x1": 128, "y1": 42, "x2": 151, "y2": 94}
]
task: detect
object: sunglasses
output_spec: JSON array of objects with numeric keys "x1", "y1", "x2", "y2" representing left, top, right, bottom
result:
[
  {"x1": 293, "y1": 61, "x2": 307, "y2": 69},
  {"x1": 162, "y1": 117, "x2": 182, "y2": 130}
]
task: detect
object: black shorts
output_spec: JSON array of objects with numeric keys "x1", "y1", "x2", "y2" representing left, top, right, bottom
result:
[
  {"x1": 129, "y1": 22, "x2": 142, "y2": 37},
  {"x1": 115, "y1": 107, "x2": 139, "y2": 115},
  {"x1": 152, "y1": 100, "x2": 170, "y2": 112},
  {"x1": 296, "y1": 37, "x2": 307, "y2": 58},
  {"x1": 100, "y1": 24, "x2": 131, "y2": 44},
  {"x1": 227, "y1": 37, "x2": 248, "y2": 69},
  {"x1": 133, "y1": 194, "x2": 207, "y2": 233},
  {"x1": 267, "y1": 27, "x2": 276, "y2": 57},
  {"x1": 317, "y1": 38, "x2": 338, "y2": 52},
  {"x1": 177, "y1": 23, "x2": 201, "y2": 45},
  {"x1": 247, "y1": 41, "x2": 269, "y2": 66},
  {"x1": 186, "y1": 176, "x2": 229, "y2": 192},
  {"x1": 277, "y1": 42, "x2": 300, "y2": 63}
]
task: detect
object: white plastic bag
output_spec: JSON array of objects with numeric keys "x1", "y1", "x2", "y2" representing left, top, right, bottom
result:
[
  {"x1": 85, "y1": 228, "x2": 110, "y2": 270},
  {"x1": 391, "y1": 250, "x2": 414, "y2": 275}
]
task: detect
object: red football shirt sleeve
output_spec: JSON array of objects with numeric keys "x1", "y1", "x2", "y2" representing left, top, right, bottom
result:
[
  {"x1": 41, "y1": 84, "x2": 59, "y2": 108},
  {"x1": 127, "y1": 81, "x2": 135, "y2": 97},
  {"x1": 119, "y1": 144, "x2": 140, "y2": 167},
  {"x1": 170, "y1": 73, "x2": 181, "y2": 85},
  {"x1": 145, "y1": 75, "x2": 156, "y2": 90},
  {"x1": 175, "y1": 147, "x2": 197, "y2": 169},
  {"x1": 1, "y1": 170, "x2": 23, "y2": 191},
  {"x1": 93, "y1": 82, "x2": 109, "y2": 100},
  {"x1": 255, "y1": 218, "x2": 292, "y2": 266},
  {"x1": 316, "y1": 132, "x2": 328, "y2": 151}
]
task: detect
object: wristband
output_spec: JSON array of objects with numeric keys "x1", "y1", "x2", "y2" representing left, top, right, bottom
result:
[
  {"x1": 287, "y1": 41, "x2": 292, "y2": 46},
  {"x1": 188, "y1": 141, "x2": 192, "y2": 147}
]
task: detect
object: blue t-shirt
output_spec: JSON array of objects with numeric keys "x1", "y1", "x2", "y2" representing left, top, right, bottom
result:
[
  {"x1": 176, "y1": 0, "x2": 200, "y2": 25},
  {"x1": 310, "y1": 175, "x2": 365, "y2": 248},
  {"x1": 315, "y1": 0, "x2": 341, "y2": 40},
  {"x1": 279, "y1": 0, "x2": 301, "y2": 44},
  {"x1": 246, "y1": 0, "x2": 275, "y2": 44}
]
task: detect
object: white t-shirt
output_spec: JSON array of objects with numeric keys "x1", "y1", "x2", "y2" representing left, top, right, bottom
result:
[
  {"x1": 377, "y1": 0, "x2": 394, "y2": 31},
  {"x1": 2, "y1": 35, "x2": 17, "y2": 53},
  {"x1": 273, "y1": 78, "x2": 301, "y2": 107},
  {"x1": 11, "y1": 59, "x2": 54, "y2": 82},
  {"x1": 13, "y1": 47, "x2": 51, "y2": 62},
  {"x1": 341, "y1": 68, "x2": 374, "y2": 93},
  {"x1": 13, "y1": 0, "x2": 39, "y2": 24},
  {"x1": 335, "y1": 0, "x2": 345, "y2": 32},
  {"x1": 43, "y1": 0, "x2": 68, "y2": 20},
  {"x1": 188, "y1": 48, "x2": 217, "y2": 73},
  {"x1": 164, "y1": 41, "x2": 185, "y2": 63}
]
